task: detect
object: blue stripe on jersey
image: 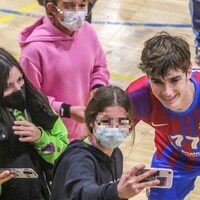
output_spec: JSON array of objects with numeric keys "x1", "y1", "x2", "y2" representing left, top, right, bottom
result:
[{"x1": 189, "y1": 111, "x2": 198, "y2": 137}]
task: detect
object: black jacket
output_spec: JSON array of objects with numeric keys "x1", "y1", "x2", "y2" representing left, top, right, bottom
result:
[
  {"x1": 51, "y1": 140, "x2": 123, "y2": 200},
  {"x1": 0, "y1": 97, "x2": 57, "y2": 200}
]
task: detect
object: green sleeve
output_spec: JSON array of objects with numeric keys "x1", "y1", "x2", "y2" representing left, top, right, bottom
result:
[
  {"x1": 0, "y1": 185, "x2": 2, "y2": 196},
  {"x1": 34, "y1": 116, "x2": 68, "y2": 164}
]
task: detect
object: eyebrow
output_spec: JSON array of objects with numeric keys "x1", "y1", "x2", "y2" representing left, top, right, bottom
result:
[
  {"x1": 150, "y1": 77, "x2": 162, "y2": 82},
  {"x1": 62, "y1": 0, "x2": 87, "y2": 4},
  {"x1": 98, "y1": 117, "x2": 129, "y2": 122},
  {"x1": 150, "y1": 75, "x2": 181, "y2": 82}
]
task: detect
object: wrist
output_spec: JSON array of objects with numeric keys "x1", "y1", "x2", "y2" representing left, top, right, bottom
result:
[
  {"x1": 35, "y1": 127, "x2": 43, "y2": 142},
  {"x1": 117, "y1": 193, "x2": 126, "y2": 200},
  {"x1": 117, "y1": 182, "x2": 125, "y2": 200},
  {"x1": 60, "y1": 103, "x2": 71, "y2": 118}
]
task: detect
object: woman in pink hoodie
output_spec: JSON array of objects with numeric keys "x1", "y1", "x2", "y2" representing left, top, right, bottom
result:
[{"x1": 19, "y1": 0, "x2": 109, "y2": 141}]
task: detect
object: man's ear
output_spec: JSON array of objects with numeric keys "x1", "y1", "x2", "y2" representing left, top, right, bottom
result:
[
  {"x1": 46, "y1": 2, "x2": 57, "y2": 15},
  {"x1": 186, "y1": 66, "x2": 192, "y2": 78}
]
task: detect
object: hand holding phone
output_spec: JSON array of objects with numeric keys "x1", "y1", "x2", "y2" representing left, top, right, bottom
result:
[
  {"x1": 0, "y1": 168, "x2": 38, "y2": 179},
  {"x1": 117, "y1": 164, "x2": 160, "y2": 199},
  {"x1": 0, "y1": 170, "x2": 13, "y2": 184},
  {"x1": 136, "y1": 168, "x2": 173, "y2": 188}
]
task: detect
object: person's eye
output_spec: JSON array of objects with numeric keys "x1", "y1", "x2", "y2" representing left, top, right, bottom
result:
[
  {"x1": 100, "y1": 119, "x2": 110, "y2": 124},
  {"x1": 119, "y1": 118, "x2": 130, "y2": 125},
  {"x1": 79, "y1": 4, "x2": 86, "y2": 9},
  {"x1": 17, "y1": 76, "x2": 24, "y2": 83},
  {"x1": 152, "y1": 80, "x2": 162, "y2": 84},
  {"x1": 170, "y1": 79, "x2": 179, "y2": 83}
]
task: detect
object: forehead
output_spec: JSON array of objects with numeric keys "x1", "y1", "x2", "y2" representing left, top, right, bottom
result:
[
  {"x1": 150, "y1": 68, "x2": 185, "y2": 81},
  {"x1": 98, "y1": 106, "x2": 127, "y2": 118},
  {"x1": 59, "y1": 0, "x2": 88, "y2": 3}
]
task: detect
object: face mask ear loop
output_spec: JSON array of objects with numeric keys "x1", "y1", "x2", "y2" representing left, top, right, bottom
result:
[
  {"x1": 56, "y1": 6, "x2": 62, "y2": 14},
  {"x1": 52, "y1": 4, "x2": 63, "y2": 17}
]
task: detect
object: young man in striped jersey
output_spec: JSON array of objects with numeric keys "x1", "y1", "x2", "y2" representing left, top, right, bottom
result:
[{"x1": 127, "y1": 32, "x2": 200, "y2": 199}]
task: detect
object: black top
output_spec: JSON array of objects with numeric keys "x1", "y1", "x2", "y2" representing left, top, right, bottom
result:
[{"x1": 51, "y1": 140, "x2": 123, "y2": 200}]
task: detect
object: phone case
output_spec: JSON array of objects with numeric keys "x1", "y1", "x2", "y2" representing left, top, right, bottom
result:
[
  {"x1": 0, "y1": 168, "x2": 38, "y2": 178},
  {"x1": 136, "y1": 168, "x2": 173, "y2": 188}
]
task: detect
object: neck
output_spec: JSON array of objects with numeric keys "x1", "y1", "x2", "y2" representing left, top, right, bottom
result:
[{"x1": 181, "y1": 80, "x2": 194, "y2": 109}]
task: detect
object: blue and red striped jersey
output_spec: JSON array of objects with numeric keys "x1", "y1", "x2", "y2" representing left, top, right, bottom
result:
[{"x1": 126, "y1": 70, "x2": 200, "y2": 170}]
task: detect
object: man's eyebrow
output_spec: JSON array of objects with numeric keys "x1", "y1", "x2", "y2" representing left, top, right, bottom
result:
[
  {"x1": 150, "y1": 77, "x2": 162, "y2": 81},
  {"x1": 150, "y1": 75, "x2": 181, "y2": 81},
  {"x1": 169, "y1": 75, "x2": 181, "y2": 80}
]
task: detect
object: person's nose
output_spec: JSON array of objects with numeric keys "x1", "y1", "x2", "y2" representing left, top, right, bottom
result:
[
  {"x1": 162, "y1": 84, "x2": 173, "y2": 97},
  {"x1": 13, "y1": 82, "x2": 22, "y2": 92},
  {"x1": 111, "y1": 119, "x2": 119, "y2": 128},
  {"x1": 75, "y1": 4, "x2": 79, "y2": 11}
]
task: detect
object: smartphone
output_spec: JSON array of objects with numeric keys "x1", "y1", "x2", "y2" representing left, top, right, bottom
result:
[
  {"x1": 0, "y1": 168, "x2": 38, "y2": 178},
  {"x1": 136, "y1": 168, "x2": 173, "y2": 188}
]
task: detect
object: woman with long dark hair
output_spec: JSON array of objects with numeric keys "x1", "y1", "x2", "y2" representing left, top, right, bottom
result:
[{"x1": 0, "y1": 48, "x2": 68, "y2": 200}]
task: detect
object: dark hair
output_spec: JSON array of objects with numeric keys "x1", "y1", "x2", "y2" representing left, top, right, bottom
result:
[
  {"x1": 43, "y1": 0, "x2": 57, "y2": 15},
  {"x1": 44, "y1": 0, "x2": 57, "y2": 5},
  {"x1": 0, "y1": 48, "x2": 53, "y2": 112},
  {"x1": 138, "y1": 31, "x2": 191, "y2": 78},
  {"x1": 44, "y1": 0, "x2": 89, "y2": 4},
  {"x1": 44, "y1": 0, "x2": 89, "y2": 15},
  {"x1": 85, "y1": 85, "x2": 135, "y2": 135},
  {"x1": 0, "y1": 48, "x2": 56, "y2": 151}
]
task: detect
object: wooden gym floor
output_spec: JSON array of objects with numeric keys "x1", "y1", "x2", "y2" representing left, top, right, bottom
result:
[{"x1": 0, "y1": 0, "x2": 199, "y2": 199}]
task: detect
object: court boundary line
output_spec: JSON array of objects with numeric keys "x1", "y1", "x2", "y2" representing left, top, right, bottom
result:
[{"x1": 0, "y1": 8, "x2": 192, "y2": 28}]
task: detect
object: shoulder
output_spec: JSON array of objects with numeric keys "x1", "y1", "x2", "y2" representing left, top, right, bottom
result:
[
  {"x1": 112, "y1": 148, "x2": 123, "y2": 163},
  {"x1": 126, "y1": 76, "x2": 152, "y2": 117},
  {"x1": 78, "y1": 22, "x2": 99, "y2": 40},
  {"x1": 54, "y1": 140, "x2": 95, "y2": 168},
  {"x1": 81, "y1": 21, "x2": 96, "y2": 32},
  {"x1": 192, "y1": 69, "x2": 200, "y2": 83},
  {"x1": 126, "y1": 75, "x2": 149, "y2": 93}
]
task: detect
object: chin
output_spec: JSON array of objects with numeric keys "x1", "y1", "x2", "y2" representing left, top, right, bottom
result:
[
  {"x1": 164, "y1": 101, "x2": 181, "y2": 110},
  {"x1": 160, "y1": 96, "x2": 180, "y2": 110},
  {"x1": 160, "y1": 100, "x2": 178, "y2": 110}
]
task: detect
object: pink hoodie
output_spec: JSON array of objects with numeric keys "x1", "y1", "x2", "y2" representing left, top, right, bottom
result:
[{"x1": 19, "y1": 16, "x2": 109, "y2": 141}]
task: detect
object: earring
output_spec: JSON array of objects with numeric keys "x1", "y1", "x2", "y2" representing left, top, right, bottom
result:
[{"x1": 56, "y1": 6, "x2": 63, "y2": 14}]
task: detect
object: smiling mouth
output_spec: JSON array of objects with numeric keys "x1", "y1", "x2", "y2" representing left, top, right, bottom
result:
[{"x1": 162, "y1": 95, "x2": 177, "y2": 104}]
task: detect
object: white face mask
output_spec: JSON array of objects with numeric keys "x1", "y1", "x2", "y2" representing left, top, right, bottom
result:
[
  {"x1": 94, "y1": 126, "x2": 129, "y2": 149},
  {"x1": 58, "y1": 10, "x2": 86, "y2": 31}
]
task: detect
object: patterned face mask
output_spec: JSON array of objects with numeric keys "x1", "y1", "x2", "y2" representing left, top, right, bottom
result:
[
  {"x1": 57, "y1": 9, "x2": 86, "y2": 31},
  {"x1": 94, "y1": 126, "x2": 129, "y2": 149}
]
